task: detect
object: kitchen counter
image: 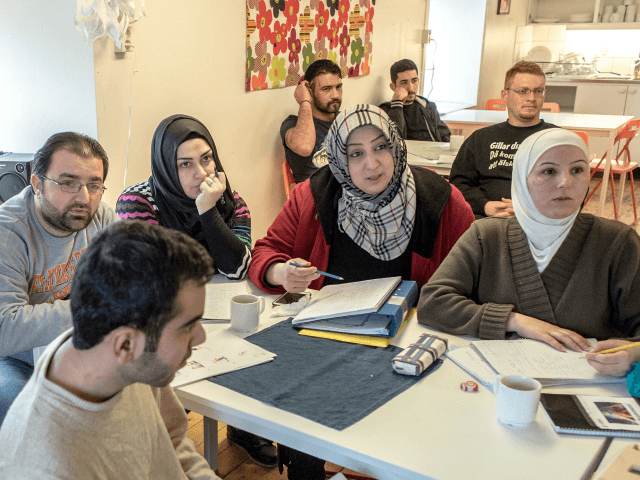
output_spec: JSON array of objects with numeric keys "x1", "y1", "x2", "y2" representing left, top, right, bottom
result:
[{"x1": 546, "y1": 76, "x2": 640, "y2": 85}]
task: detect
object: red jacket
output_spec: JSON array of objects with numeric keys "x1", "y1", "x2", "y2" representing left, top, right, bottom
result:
[{"x1": 249, "y1": 166, "x2": 474, "y2": 293}]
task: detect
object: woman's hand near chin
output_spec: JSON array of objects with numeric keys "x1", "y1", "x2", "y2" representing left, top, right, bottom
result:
[
  {"x1": 195, "y1": 171, "x2": 226, "y2": 214},
  {"x1": 585, "y1": 339, "x2": 634, "y2": 377},
  {"x1": 506, "y1": 312, "x2": 591, "y2": 352}
]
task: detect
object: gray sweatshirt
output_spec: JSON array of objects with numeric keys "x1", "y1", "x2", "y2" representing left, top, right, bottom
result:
[{"x1": 0, "y1": 187, "x2": 119, "y2": 361}]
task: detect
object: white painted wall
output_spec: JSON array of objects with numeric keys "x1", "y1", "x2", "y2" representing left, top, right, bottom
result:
[
  {"x1": 94, "y1": 0, "x2": 429, "y2": 242},
  {"x1": 0, "y1": 0, "x2": 98, "y2": 153},
  {"x1": 476, "y1": 0, "x2": 528, "y2": 109}
]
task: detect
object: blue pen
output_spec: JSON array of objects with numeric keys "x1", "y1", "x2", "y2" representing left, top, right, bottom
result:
[
  {"x1": 214, "y1": 169, "x2": 226, "y2": 205},
  {"x1": 290, "y1": 262, "x2": 344, "y2": 281}
]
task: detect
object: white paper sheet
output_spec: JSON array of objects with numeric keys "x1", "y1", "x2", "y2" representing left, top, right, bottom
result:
[
  {"x1": 471, "y1": 339, "x2": 624, "y2": 383},
  {"x1": 171, "y1": 328, "x2": 276, "y2": 388},
  {"x1": 202, "y1": 282, "x2": 249, "y2": 321}
]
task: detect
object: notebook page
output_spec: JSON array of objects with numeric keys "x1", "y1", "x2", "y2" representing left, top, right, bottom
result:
[
  {"x1": 203, "y1": 282, "x2": 249, "y2": 320},
  {"x1": 471, "y1": 339, "x2": 616, "y2": 381},
  {"x1": 292, "y1": 276, "x2": 402, "y2": 324}
]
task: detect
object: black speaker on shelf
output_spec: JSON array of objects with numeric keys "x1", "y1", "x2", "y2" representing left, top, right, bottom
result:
[{"x1": 0, "y1": 153, "x2": 34, "y2": 205}]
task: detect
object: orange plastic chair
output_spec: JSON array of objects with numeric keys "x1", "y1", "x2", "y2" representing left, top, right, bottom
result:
[
  {"x1": 486, "y1": 99, "x2": 507, "y2": 111},
  {"x1": 573, "y1": 130, "x2": 589, "y2": 146},
  {"x1": 282, "y1": 160, "x2": 296, "y2": 200},
  {"x1": 584, "y1": 119, "x2": 640, "y2": 225},
  {"x1": 485, "y1": 99, "x2": 560, "y2": 113}
]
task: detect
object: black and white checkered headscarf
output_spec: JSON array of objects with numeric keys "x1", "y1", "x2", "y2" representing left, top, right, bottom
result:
[{"x1": 314, "y1": 104, "x2": 417, "y2": 261}]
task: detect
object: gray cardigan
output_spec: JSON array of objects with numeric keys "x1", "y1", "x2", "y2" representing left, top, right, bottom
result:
[{"x1": 418, "y1": 214, "x2": 640, "y2": 342}]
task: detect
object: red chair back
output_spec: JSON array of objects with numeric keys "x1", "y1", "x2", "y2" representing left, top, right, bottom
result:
[
  {"x1": 573, "y1": 130, "x2": 589, "y2": 146},
  {"x1": 282, "y1": 160, "x2": 296, "y2": 200},
  {"x1": 486, "y1": 99, "x2": 560, "y2": 113},
  {"x1": 593, "y1": 119, "x2": 640, "y2": 171},
  {"x1": 486, "y1": 99, "x2": 506, "y2": 111}
]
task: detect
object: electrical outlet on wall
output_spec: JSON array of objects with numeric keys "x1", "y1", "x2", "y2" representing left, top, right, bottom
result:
[{"x1": 114, "y1": 28, "x2": 133, "y2": 54}]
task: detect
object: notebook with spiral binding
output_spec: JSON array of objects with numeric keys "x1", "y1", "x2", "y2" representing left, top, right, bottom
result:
[{"x1": 540, "y1": 393, "x2": 640, "y2": 438}]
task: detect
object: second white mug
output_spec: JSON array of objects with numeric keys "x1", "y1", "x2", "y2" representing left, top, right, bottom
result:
[
  {"x1": 230, "y1": 294, "x2": 265, "y2": 333},
  {"x1": 493, "y1": 375, "x2": 541, "y2": 427}
]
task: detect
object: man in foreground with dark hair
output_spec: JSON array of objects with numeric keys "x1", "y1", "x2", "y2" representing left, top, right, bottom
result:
[
  {"x1": 0, "y1": 221, "x2": 220, "y2": 479},
  {"x1": 280, "y1": 59, "x2": 343, "y2": 182},
  {"x1": 0, "y1": 132, "x2": 118, "y2": 425},
  {"x1": 379, "y1": 58, "x2": 450, "y2": 142},
  {"x1": 449, "y1": 61, "x2": 557, "y2": 218}
]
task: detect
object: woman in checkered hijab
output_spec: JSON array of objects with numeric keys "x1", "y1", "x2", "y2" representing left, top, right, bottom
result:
[{"x1": 250, "y1": 103, "x2": 474, "y2": 297}]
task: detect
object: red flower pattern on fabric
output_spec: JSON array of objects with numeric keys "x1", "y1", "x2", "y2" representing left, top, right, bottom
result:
[
  {"x1": 254, "y1": 40, "x2": 272, "y2": 74},
  {"x1": 315, "y1": 2, "x2": 330, "y2": 40},
  {"x1": 337, "y1": 0, "x2": 350, "y2": 28},
  {"x1": 363, "y1": 32, "x2": 372, "y2": 60},
  {"x1": 365, "y1": 6, "x2": 374, "y2": 35},
  {"x1": 256, "y1": 0, "x2": 273, "y2": 44},
  {"x1": 285, "y1": 61, "x2": 302, "y2": 86},
  {"x1": 251, "y1": 71, "x2": 268, "y2": 90},
  {"x1": 361, "y1": 57, "x2": 370, "y2": 75},
  {"x1": 310, "y1": 0, "x2": 320, "y2": 10},
  {"x1": 338, "y1": 25, "x2": 350, "y2": 57},
  {"x1": 348, "y1": 63, "x2": 360, "y2": 77},
  {"x1": 247, "y1": 0, "x2": 260, "y2": 9},
  {"x1": 271, "y1": 20, "x2": 289, "y2": 56},
  {"x1": 283, "y1": 0, "x2": 299, "y2": 30},
  {"x1": 313, "y1": 37, "x2": 328, "y2": 62},
  {"x1": 299, "y1": 6, "x2": 315, "y2": 45},
  {"x1": 287, "y1": 28, "x2": 301, "y2": 64},
  {"x1": 327, "y1": 18, "x2": 339, "y2": 49}
]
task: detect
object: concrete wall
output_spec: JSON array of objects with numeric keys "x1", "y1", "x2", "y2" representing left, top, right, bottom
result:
[{"x1": 94, "y1": 0, "x2": 429, "y2": 242}]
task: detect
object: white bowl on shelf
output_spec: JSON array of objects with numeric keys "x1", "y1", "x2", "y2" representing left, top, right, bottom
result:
[
  {"x1": 532, "y1": 17, "x2": 561, "y2": 23},
  {"x1": 524, "y1": 46, "x2": 558, "y2": 73},
  {"x1": 569, "y1": 12, "x2": 593, "y2": 23}
]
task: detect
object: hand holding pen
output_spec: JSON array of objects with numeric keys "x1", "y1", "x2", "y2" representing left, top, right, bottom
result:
[{"x1": 265, "y1": 259, "x2": 320, "y2": 293}]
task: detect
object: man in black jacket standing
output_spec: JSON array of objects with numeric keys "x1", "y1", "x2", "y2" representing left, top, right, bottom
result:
[{"x1": 380, "y1": 58, "x2": 450, "y2": 142}]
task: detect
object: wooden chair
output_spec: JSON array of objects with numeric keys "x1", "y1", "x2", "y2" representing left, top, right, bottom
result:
[
  {"x1": 282, "y1": 160, "x2": 296, "y2": 200},
  {"x1": 485, "y1": 99, "x2": 560, "y2": 113},
  {"x1": 583, "y1": 119, "x2": 640, "y2": 225}
]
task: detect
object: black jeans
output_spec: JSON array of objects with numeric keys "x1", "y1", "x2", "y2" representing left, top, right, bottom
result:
[{"x1": 278, "y1": 444, "x2": 326, "y2": 480}]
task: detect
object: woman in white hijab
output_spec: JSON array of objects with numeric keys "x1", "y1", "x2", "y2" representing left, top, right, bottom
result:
[{"x1": 419, "y1": 128, "x2": 640, "y2": 376}]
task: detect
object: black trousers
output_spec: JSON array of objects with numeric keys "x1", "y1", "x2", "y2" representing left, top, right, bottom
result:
[{"x1": 278, "y1": 444, "x2": 326, "y2": 480}]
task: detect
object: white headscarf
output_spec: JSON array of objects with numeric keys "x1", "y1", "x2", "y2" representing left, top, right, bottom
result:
[{"x1": 511, "y1": 129, "x2": 589, "y2": 273}]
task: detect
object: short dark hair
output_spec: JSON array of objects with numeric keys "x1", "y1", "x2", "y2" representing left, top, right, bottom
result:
[
  {"x1": 32, "y1": 132, "x2": 109, "y2": 181},
  {"x1": 303, "y1": 59, "x2": 342, "y2": 84},
  {"x1": 504, "y1": 61, "x2": 545, "y2": 89},
  {"x1": 390, "y1": 59, "x2": 418, "y2": 83},
  {"x1": 71, "y1": 221, "x2": 214, "y2": 351}
]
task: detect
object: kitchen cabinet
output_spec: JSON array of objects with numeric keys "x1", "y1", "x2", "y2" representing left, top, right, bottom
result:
[
  {"x1": 546, "y1": 81, "x2": 640, "y2": 159},
  {"x1": 528, "y1": 0, "x2": 640, "y2": 30}
]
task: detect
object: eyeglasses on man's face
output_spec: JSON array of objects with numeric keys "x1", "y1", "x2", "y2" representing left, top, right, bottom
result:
[
  {"x1": 506, "y1": 87, "x2": 546, "y2": 97},
  {"x1": 41, "y1": 176, "x2": 106, "y2": 196}
]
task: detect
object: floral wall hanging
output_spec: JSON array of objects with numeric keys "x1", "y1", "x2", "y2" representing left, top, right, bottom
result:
[{"x1": 246, "y1": 0, "x2": 374, "y2": 92}]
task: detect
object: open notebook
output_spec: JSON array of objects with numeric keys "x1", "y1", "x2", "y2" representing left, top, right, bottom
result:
[
  {"x1": 448, "y1": 339, "x2": 625, "y2": 387},
  {"x1": 292, "y1": 276, "x2": 402, "y2": 325}
]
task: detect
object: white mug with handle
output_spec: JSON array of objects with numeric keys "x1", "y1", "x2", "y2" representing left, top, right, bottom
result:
[
  {"x1": 230, "y1": 294, "x2": 265, "y2": 333},
  {"x1": 493, "y1": 375, "x2": 542, "y2": 427}
]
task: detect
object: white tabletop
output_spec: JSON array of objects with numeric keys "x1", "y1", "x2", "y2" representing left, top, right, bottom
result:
[
  {"x1": 176, "y1": 279, "x2": 635, "y2": 480},
  {"x1": 441, "y1": 109, "x2": 634, "y2": 133}
]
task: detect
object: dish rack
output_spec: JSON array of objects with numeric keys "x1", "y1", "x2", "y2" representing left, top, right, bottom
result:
[{"x1": 533, "y1": 61, "x2": 598, "y2": 77}]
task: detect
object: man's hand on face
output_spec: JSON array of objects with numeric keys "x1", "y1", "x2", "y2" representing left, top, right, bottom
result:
[
  {"x1": 391, "y1": 84, "x2": 409, "y2": 103},
  {"x1": 295, "y1": 80, "x2": 313, "y2": 106}
]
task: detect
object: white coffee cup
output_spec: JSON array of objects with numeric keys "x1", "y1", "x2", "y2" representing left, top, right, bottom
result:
[
  {"x1": 493, "y1": 375, "x2": 541, "y2": 427},
  {"x1": 230, "y1": 294, "x2": 265, "y2": 333},
  {"x1": 449, "y1": 135, "x2": 464, "y2": 151}
]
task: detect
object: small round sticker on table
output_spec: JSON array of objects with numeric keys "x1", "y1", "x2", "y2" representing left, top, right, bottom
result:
[{"x1": 460, "y1": 380, "x2": 479, "y2": 392}]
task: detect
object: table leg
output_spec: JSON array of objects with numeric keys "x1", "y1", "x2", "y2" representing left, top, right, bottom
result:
[
  {"x1": 203, "y1": 416, "x2": 218, "y2": 471},
  {"x1": 598, "y1": 131, "x2": 616, "y2": 217}
]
